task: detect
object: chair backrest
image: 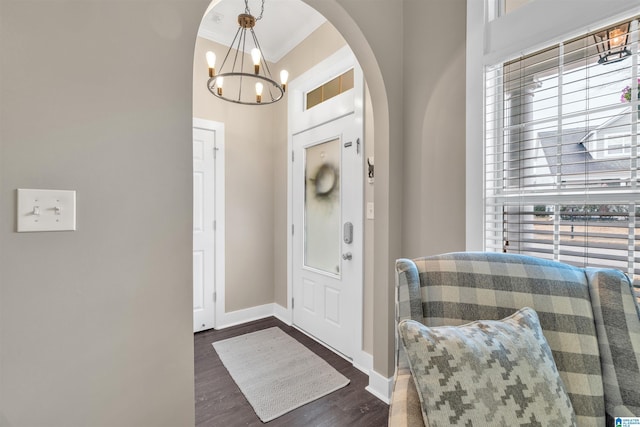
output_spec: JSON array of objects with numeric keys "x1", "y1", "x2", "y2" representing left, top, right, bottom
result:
[{"x1": 396, "y1": 252, "x2": 605, "y2": 426}]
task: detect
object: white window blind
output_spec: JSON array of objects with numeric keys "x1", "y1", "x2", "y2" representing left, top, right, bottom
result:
[{"x1": 485, "y1": 16, "x2": 640, "y2": 298}]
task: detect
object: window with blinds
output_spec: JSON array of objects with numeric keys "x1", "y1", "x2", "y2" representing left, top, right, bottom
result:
[{"x1": 484, "y1": 16, "x2": 640, "y2": 297}]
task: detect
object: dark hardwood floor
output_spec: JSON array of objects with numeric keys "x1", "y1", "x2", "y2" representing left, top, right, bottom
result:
[{"x1": 195, "y1": 317, "x2": 389, "y2": 427}]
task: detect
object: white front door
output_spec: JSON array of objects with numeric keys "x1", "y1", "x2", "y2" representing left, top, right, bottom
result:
[
  {"x1": 291, "y1": 119, "x2": 363, "y2": 359},
  {"x1": 193, "y1": 123, "x2": 219, "y2": 332}
]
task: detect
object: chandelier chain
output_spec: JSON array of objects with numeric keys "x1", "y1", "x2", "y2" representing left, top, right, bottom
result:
[{"x1": 244, "y1": 0, "x2": 265, "y2": 21}]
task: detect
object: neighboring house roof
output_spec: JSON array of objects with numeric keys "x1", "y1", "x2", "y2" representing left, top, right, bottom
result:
[{"x1": 538, "y1": 130, "x2": 628, "y2": 176}]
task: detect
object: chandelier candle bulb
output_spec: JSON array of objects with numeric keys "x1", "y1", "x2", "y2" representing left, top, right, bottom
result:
[
  {"x1": 255, "y1": 82, "x2": 263, "y2": 103},
  {"x1": 251, "y1": 48, "x2": 261, "y2": 74},
  {"x1": 216, "y1": 76, "x2": 224, "y2": 96},
  {"x1": 206, "y1": 51, "x2": 216, "y2": 77},
  {"x1": 280, "y1": 70, "x2": 289, "y2": 92}
]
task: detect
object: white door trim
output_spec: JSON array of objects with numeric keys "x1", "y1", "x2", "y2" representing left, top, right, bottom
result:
[
  {"x1": 193, "y1": 118, "x2": 225, "y2": 329},
  {"x1": 286, "y1": 46, "x2": 367, "y2": 369}
]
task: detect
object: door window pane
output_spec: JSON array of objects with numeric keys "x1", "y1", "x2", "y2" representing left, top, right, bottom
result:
[{"x1": 305, "y1": 138, "x2": 341, "y2": 274}]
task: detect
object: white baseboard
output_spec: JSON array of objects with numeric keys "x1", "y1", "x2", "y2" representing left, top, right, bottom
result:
[
  {"x1": 352, "y1": 350, "x2": 373, "y2": 376},
  {"x1": 273, "y1": 303, "x2": 291, "y2": 325},
  {"x1": 215, "y1": 303, "x2": 275, "y2": 330},
  {"x1": 365, "y1": 369, "x2": 393, "y2": 404}
]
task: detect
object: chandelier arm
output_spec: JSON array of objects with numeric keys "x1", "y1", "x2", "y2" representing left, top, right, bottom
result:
[
  {"x1": 238, "y1": 28, "x2": 249, "y2": 102},
  {"x1": 219, "y1": 25, "x2": 243, "y2": 73},
  {"x1": 264, "y1": 76, "x2": 281, "y2": 102},
  {"x1": 270, "y1": 82, "x2": 279, "y2": 101},
  {"x1": 240, "y1": 28, "x2": 247, "y2": 71},
  {"x1": 250, "y1": 28, "x2": 274, "y2": 78},
  {"x1": 231, "y1": 26, "x2": 246, "y2": 73}
]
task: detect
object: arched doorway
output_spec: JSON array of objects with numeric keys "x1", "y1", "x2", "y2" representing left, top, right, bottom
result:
[{"x1": 193, "y1": 0, "x2": 395, "y2": 400}]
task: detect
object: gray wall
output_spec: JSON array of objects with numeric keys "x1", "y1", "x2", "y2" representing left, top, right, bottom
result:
[
  {"x1": 0, "y1": 1, "x2": 207, "y2": 426},
  {"x1": 402, "y1": 0, "x2": 466, "y2": 258}
]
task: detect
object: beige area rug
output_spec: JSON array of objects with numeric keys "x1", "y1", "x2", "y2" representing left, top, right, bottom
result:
[{"x1": 212, "y1": 327, "x2": 350, "y2": 422}]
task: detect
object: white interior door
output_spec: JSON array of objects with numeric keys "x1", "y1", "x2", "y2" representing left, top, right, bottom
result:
[
  {"x1": 292, "y1": 113, "x2": 362, "y2": 358},
  {"x1": 193, "y1": 125, "x2": 216, "y2": 332}
]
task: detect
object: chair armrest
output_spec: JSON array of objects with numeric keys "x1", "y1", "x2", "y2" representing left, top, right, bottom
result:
[
  {"x1": 395, "y1": 258, "x2": 424, "y2": 324},
  {"x1": 388, "y1": 366, "x2": 425, "y2": 427},
  {"x1": 586, "y1": 268, "x2": 640, "y2": 419}
]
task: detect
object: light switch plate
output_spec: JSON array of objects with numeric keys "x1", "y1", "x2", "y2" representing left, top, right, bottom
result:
[
  {"x1": 17, "y1": 189, "x2": 76, "y2": 232},
  {"x1": 366, "y1": 202, "x2": 374, "y2": 220}
]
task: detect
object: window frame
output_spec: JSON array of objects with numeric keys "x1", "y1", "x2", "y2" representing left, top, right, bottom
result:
[
  {"x1": 482, "y1": 12, "x2": 640, "y2": 291},
  {"x1": 466, "y1": 1, "x2": 640, "y2": 251}
]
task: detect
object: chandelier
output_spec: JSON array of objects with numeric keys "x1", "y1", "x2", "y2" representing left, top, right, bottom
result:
[{"x1": 205, "y1": 0, "x2": 289, "y2": 105}]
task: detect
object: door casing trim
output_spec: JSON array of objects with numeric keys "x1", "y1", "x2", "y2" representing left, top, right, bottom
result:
[{"x1": 193, "y1": 118, "x2": 225, "y2": 329}]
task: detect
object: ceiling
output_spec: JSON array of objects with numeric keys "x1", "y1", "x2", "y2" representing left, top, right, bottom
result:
[{"x1": 198, "y1": 0, "x2": 327, "y2": 63}]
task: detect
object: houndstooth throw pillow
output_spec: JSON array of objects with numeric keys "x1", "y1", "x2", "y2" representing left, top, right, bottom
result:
[{"x1": 398, "y1": 307, "x2": 577, "y2": 427}]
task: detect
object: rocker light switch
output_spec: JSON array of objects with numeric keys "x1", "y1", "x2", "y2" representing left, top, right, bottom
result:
[{"x1": 17, "y1": 189, "x2": 76, "y2": 232}]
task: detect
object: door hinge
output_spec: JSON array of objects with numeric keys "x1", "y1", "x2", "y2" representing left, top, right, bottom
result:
[
  {"x1": 292, "y1": 298, "x2": 294, "y2": 309},
  {"x1": 292, "y1": 150, "x2": 295, "y2": 162},
  {"x1": 213, "y1": 147, "x2": 217, "y2": 159},
  {"x1": 291, "y1": 224, "x2": 294, "y2": 235},
  {"x1": 213, "y1": 220, "x2": 216, "y2": 231},
  {"x1": 213, "y1": 292, "x2": 216, "y2": 302}
]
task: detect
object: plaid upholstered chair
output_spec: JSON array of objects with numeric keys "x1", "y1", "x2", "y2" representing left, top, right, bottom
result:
[{"x1": 389, "y1": 252, "x2": 640, "y2": 427}]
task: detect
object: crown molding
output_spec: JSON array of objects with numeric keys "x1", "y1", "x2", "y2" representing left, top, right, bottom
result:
[{"x1": 197, "y1": 16, "x2": 326, "y2": 64}]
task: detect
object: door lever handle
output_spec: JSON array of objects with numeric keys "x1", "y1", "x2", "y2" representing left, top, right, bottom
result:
[{"x1": 342, "y1": 252, "x2": 352, "y2": 260}]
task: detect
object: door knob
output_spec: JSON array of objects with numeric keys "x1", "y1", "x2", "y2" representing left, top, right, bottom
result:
[{"x1": 342, "y1": 252, "x2": 352, "y2": 260}]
